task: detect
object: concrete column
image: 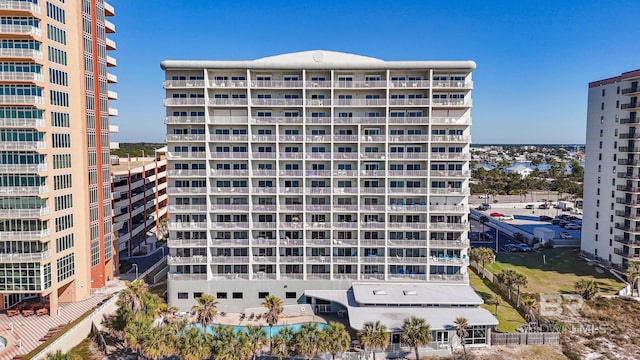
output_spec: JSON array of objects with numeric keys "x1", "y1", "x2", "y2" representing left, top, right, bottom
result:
[{"x1": 49, "y1": 291, "x2": 59, "y2": 317}]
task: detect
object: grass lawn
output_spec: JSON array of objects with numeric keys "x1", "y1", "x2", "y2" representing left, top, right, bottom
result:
[
  {"x1": 469, "y1": 270, "x2": 527, "y2": 333},
  {"x1": 484, "y1": 247, "x2": 624, "y2": 295}
]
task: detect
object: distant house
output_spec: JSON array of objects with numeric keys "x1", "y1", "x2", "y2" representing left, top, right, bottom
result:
[{"x1": 506, "y1": 164, "x2": 533, "y2": 178}]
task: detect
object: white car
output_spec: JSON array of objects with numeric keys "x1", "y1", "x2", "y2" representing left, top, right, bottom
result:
[
  {"x1": 499, "y1": 215, "x2": 515, "y2": 221},
  {"x1": 559, "y1": 231, "x2": 572, "y2": 239},
  {"x1": 564, "y1": 223, "x2": 581, "y2": 230},
  {"x1": 478, "y1": 194, "x2": 489, "y2": 199}
]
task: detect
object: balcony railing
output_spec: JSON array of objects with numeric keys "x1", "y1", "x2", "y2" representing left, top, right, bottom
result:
[
  {"x1": 163, "y1": 80, "x2": 206, "y2": 88},
  {"x1": 0, "y1": 207, "x2": 49, "y2": 218},
  {"x1": 166, "y1": 151, "x2": 206, "y2": 160},
  {"x1": 168, "y1": 222, "x2": 208, "y2": 230},
  {"x1": 306, "y1": 99, "x2": 331, "y2": 106},
  {"x1": 0, "y1": 48, "x2": 42, "y2": 60},
  {"x1": 209, "y1": 187, "x2": 249, "y2": 194},
  {"x1": 168, "y1": 256, "x2": 208, "y2": 265},
  {"x1": 209, "y1": 80, "x2": 248, "y2": 88},
  {"x1": 614, "y1": 223, "x2": 640, "y2": 233},
  {"x1": 251, "y1": 116, "x2": 303, "y2": 124},
  {"x1": 620, "y1": 117, "x2": 640, "y2": 125},
  {"x1": 167, "y1": 239, "x2": 208, "y2": 247},
  {"x1": 168, "y1": 273, "x2": 207, "y2": 281},
  {"x1": 212, "y1": 169, "x2": 249, "y2": 177},
  {"x1": 0, "y1": 1, "x2": 40, "y2": 13},
  {"x1": 251, "y1": 98, "x2": 303, "y2": 106},
  {"x1": 617, "y1": 185, "x2": 640, "y2": 193},
  {"x1": 164, "y1": 98, "x2": 206, "y2": 106},
  {"x1": 0, "y1": 95, "x2": 44, "y2": 104},
  {"x1": 169, "y1": 204, "x2": 207, "y2": 212},
  {"x1": 613, "y1": 235, "x2": 640, "y2": 246},
  {"x1": 622, "y1": 87, "x2": 640, "y2": 95},
  {"x1": 388, "y1": 116, "x2": 429, "y2": 124},
  {"x1": 211, "y1": 222, "x2": 250, "y2": 229},
  {"x1": 390, "y1": 80, "x2": 431, "y2": 88},
  {"x1": 388, "y1": 99, "x2": 430, "y2": 106},
  {"x1": 613, "y1": 247, "x2": 640, "y2": 259},
  {"x1": 389, "y1": 205, "x2": 428, "y2": 212},
  {"x1": 430, "y1": 135, "x2": 470, "y2": 142},
  {"x1": 167, "y1": 169, "x2": 207, "y2": 177},
  {"x1": 430, "y1": 116, "x2": 471, "y2": 125},
  {"x1": 251, "y1": 80, "x2": 303, "y2": 88},
  {"x1": 429, "y1": 273, "x2": 469, "y2": 282},
  {"x1": 335, "y1": 80, "x2": 388, "y2": 88},
  {"x1": 210, "y1": 256, "x2": 249, "y2": 264},
  {"x1": 0, "y1": 163, "x2": 47, "y2": 172},
  {"x1": 388, "y1": 222, "x2": 429, "y2": 229},
  {"x1": 334, "y1": 99, "x2": 386, "y2": 106},
  {"x1": 0, "y1": 185, "x2": 48, "y2": 195},
  {"x1": 0, "y1": 72, "x2": 43, "y2": 82},
  {"x1": 0, "y1": 250, "x2": 50, "y2": 262},
  {"x1": 430, "y1": 188, "x2": 469, "y2": 195},
  {"x1": 431, "y1": 99, "x2": 472, "y2": 107},
  {"x1": 619, "y1": 133, "x2": 640, "y2": 139},
  {"x1": 430, "y1": 222, "x2": 467, "y2": 230},
  {"x1": 0, "y1": 228, "x2": 49, "y2": 241},
  {"x1": 166, "y1": 187, "x2": 207, "y2": 195},
  {"x1": 165, "y1": 134, "x2": 205, "y2": 142},
  {"x1": 618, "y1": 159, "x2": 640, "y2": 166},
  {"x1": 0, "y1": 140, "x2": 45, "y2": 151},
  {"x1": 0, "y1": 24, "x2": 41, "y2": 36},
  {"x1": 616, "y1": 198, "x2": 640, "y2": 206},
  {"x1": 252, "y1": 152, "x2": 276, "y2": 159},
  {"x1": 333, "y1": 116, "x2": 386, "y2": 124},
  {"x1": 430, "y1": 153, "x2": 471, "y2": 160},
  {"x1": 210, "y1": 152, "x2": 248, "y2": 159},
  {"x1": 621, "y1": 103, "x2": 640, "y2": 110},
  {"x1": 211, "y1": 204, "x2": 249, "y2": 211}
]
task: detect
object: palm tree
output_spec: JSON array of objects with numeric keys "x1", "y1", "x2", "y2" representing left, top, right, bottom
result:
[
  {"x1": 320, "y1": 321, "x2": 351, "y2": 360},
  {"x1": 140, "y1": 326, "x2": 167, "y2": 360},
  {"x1": 123, "y1": 318, "x2": 150, "y2": 357},
  {"x1": 179, "y1": 326, "x2": 211, "y2": 360},
  {"x1": 262, "y1": 294, "x2": 284, "y2": 350},
  {"x1": 234, "y1": 331, "x2": 253, "y2": 360},
  {"x1": 493, "y1": 295, "x2": 501, "y2": 316},
  {"x1": 211, "y1": 325, "x2": 237, "y2": 360},
  {"x1": 358, "y1": 320, "x2": 390, "y2": 360},
  {"x1": 513, "y1": 272, "x2": 528, "y2": 305},
  {"x1": 478, "y1": 215, "x2": 489, "y2": 241},
  {"x1": 192, "y1": 293, "x2": 218, "y2": 328},
  {"x1": 575, "y1": 279, "x2": 599, "y2": 300},
  {"x1": 46, "y1": 350, "x2": 79, "y2": 360},
  {"x1": 468, "y1": 247, "x2": 493, "y2": 278},
  {"x1": 246, "y1": 325, "x2": 269, "y2": 360},
  {"x1": 122, "y1": 279, "x2": 149, "y2": 314},
  {"x1": 272, "y1": 326, "x2": 295, "y2": 359},
  {"x1": 498, "y1": 269, "x2": 517, "y2": 300},
  {"x1": 293, "y1": 322, "x2": 322, "y2": 359},
  {"x1": 523, "y1": 297, "x2": 538, "y2": 322},
  {"x1": 626, "y1": 261, "x2": 640, "y2": 297},
  {"x1": 401, "y1": 316, "x2": 432, "y2": 360},
  {"x1": 454, "y1": 317, "x2": 470, "y2": 360}
]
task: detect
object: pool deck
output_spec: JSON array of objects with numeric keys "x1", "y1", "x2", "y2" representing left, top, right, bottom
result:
[{"x1": 190, "y1": 312, "x2": 326, "y2": 327}]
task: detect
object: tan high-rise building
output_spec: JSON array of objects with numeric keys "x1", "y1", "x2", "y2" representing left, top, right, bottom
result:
[{"x1": 0, "y1": 0, "x2": 117, "y2": 314}]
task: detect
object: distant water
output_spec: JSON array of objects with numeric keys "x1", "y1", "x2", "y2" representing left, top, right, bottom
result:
[{"x1": 477, "y1": 162, "x2": 585, "y2": 174}]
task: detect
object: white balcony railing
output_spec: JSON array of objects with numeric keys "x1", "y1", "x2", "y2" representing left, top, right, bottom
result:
[
  {"x1": 0, "y1": 72, "x2": 43, "y2": 82},
  {"x1": 0, "y1": 95, "x2": 44, "y2": 105},
  {"x1": 0, "y1": 228, "x2": 49, "y2": 241},
  {"x1": 0, "y1": 24, "x2": 41, "y2": 36},
  {"x1": 0, "y1": 207, "x2": 49, "y2": 218},
  {"x1": 0, "y1": 48, "x2": 42, "y2": 59},
  {"x1": 0, "y1": 185, "x2": 48, "y2": 195},
  {"x1": 0, "y1": 250, "x2": 50, "y2": 262}
]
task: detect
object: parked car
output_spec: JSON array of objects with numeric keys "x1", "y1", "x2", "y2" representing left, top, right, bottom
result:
[
  {"x1": 490, "y1": 212, "x2": 504, "y2": 217},
  {"x1": 499, "y1": 215, "x2": 515, "y2": 221},
  {"x1": 504, "y1": 244, "x2": 519, "y2": 252},
  {"x1": 552, "y1": 218, "x2": 563, "y2": 226},
  {"x1": 478, "y1": 194, "x2": 490, "y2": 199},
  {"x1": 538, "y1": 204, "x2": 549, "y2": 209},
  {"x1": 517, "y1": 243, "x2": 532, "y2": 252},
  {"x1": 525, "y1": 204, "x2": 535, "y2": 210},
  {"x1": 571, "y1": 208, "x2": 583, "y2": 215},
  {"x1": 564, "y1": 223, "x2": 581, "y2": 230},
  {"x1": 559, "y1": 231, "x2": 572, "y2": 239},
  {"x1": 539, "y1": 215, "x2": 553, "y2": 221},
  {"x1": 476, "y1": 203, "x2": 491, "y2": 211}
]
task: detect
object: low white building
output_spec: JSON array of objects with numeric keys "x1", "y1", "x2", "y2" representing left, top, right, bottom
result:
[{"x1": 506, "y1": 164, "x2": 533, "y2": 178}]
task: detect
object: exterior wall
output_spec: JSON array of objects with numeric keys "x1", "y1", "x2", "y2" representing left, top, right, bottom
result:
[
  {"x1": 163, "y1": 51, "x2": 474, "y2": 311},
  {"x1": 583, "y1": 70, "x2": 640, "y2": 267},
  {"x1": 0, "y1": 0, "x2": 116, "y2": 312}
]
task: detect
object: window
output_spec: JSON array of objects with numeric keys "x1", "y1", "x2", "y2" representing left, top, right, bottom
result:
[
  {"x1": 178, "y1": 292, "x2": 188, "y2": 299},
  {"x1": 286, "y1": 292, "x2": 297, "y2": 299},
  {"x1": 233, "y1": 292, "x2": 243, "y2": 299},
  {"x1": 258, "y1": 292, "x2": 269, "y2": 299},
  {"x1": 216, "y1": 292, "x2": 228, "y2": 299},
  {"x1": 194, "y1": 292, "x2": 203, "y2": 299}
]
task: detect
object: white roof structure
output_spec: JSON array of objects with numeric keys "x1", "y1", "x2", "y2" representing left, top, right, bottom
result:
[
  {"x1": 161, "y1": 50, "x2": 476, "y2": 70},
  {"x1": 306, "y1": 283, "x2": 498, "y2": 331}
]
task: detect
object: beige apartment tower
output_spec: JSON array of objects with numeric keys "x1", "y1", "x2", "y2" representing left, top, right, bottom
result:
[
  {"x1": 0, "y1": 0, "x2": 117, "y2": 313},
  {"x1": 162, "y1": 51, "x2": 475, "y2": 312}
]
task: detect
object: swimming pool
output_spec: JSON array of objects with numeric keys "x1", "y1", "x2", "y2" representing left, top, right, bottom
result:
[{"x1": 204, "y1": 322, "x2": 328, "y2": 338}]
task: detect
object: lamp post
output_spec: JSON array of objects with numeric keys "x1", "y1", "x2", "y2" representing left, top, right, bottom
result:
[{"x1": 132, "y1": 263, "x2": 138, "y2": 279}]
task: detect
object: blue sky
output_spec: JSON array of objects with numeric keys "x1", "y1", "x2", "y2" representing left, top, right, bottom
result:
[{"x1": 109, "y1": 0, "x2": 640, "y2": 144}]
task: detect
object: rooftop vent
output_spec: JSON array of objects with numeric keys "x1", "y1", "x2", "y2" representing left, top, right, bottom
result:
[{"x1": 373, "y1": 290, "x2": 387, "y2": 295}]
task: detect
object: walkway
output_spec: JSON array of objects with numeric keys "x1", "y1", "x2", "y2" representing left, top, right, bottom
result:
[{"x1": 0, "y1": 280, "x2": 125, "y2": 360}]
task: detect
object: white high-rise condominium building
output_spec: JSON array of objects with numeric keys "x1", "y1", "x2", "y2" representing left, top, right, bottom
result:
[
  {"x1": 584, "y1": 69, "x2": 640, "y2": 268},
  {"x1": 162, "y1": 50, "x2": 477, "y2": 312}
]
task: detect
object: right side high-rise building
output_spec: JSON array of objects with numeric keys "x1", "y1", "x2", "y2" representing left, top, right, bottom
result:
[{"x1": 584, "y1": 69, "x2": 640, "y2": 268}]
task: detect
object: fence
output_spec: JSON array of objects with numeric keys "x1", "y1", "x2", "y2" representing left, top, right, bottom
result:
[{"x1": 491, "y1": 332, "x2": 560, "y2": 345}]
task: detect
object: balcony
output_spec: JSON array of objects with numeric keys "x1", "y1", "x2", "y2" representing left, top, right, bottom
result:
[
  {"x1": 163, "y1": 80, "x2": 206, "y2": 88},
  {"x1": 107, "y1": 90, "x2": 118, "y2": 100},
  {"x1": 430, "y1": 222, "x2": 467, "y2": 230},
  {"x1": 430, "y1": 170, "x2": 470, "y2": 178},
  {"x1": 251, "y1": 79, "x2": 303, "y2": 89},
  {"x1": 621, "y1": 103, "x2": 640, "y2": 110},
  {"x1": 390, "y1": 80, "x2": 430, "y2": 88},
  {"x1": 432, "y1": 80, "x2": 473, "y2": 88},
  {"x1": 431, "y1": 153, "x2": 471, "y2": 161},
  {"x1": 0, "y1": 1, "x2": 40, "y2": 13},
  {"x1": 0, "y1": 163, "x2": 46, "y2": 172},
  {"x1": 388, "y1": 116, "x2": 430, "y2": 124},
  {"x1": 210, "y1": 256, "x2": 249, "y2": 264},
  {"x1": 105, "y1": 37, "x2": 116, "y2": 50},
  {"x1": 251, "y1": 98, "x2": 303, "y2": 106},
  {"x1": 166, "y1": 187, "x2": 207, "y2": 195},
  {"x1": 618, "y1": 146, "x2": 640, "y2": 153},
  {"x1": 429, "y1": 205, "x2": 466, "y2": 213},
  {"x1": 0, "y1": 228, "x2": 49, "y2": 241},
  {"x1": 618, "y1": 159, "x2": 640, "y2": 166},
  {"x1": 210, "y1": 238, "x2": 249, "y2": 246},
  {"x1": 210, "y1": 204, "x2": 249, "y2": 211},
  {"x1": 0, "y1": 95, "x2": 44, "y2": 105},
  {"x1": 166, "y1": 151, "x2": 206, "y2": 159},
  {"x1": 252, "y1": 187, "x2": 276, "y2": 194},
  {"x1": 335, "y1": 80, "x2": 388, "y2": 88},
  {"x1": 359, "y1": 170, "x2": 386, "y2": 177},
  {"x1": 210, "y1": 152, "x2": 248, "y2": 159},
  {"x1": 109, "y1": 124, "x2": 119, "y2": 133},
  {"x1": 388, "y1": 222, "x2": 429, "y2": 229},
  {"x1": 429, "y1": 273, "x2": 469, "y2": 282},
  {"x1": 621, "y1": 117, "x2": 640, "y2": 125},
  {"x1": 211, "y1": 169, "x2": 248, "y2": 177},
  {"x1": 388, "y1": 188, "x2": 427, "y2": 195},
  {"x1": 617, "y1": 172, "x2": 638, "y2": 180},
  {"x1": 333, "y1": 153, "x2": 358, "y2": 160},
  {"x1": 107, "y1": 73, "x2": 118, "y2": 83},
  {"x1": 334, "y1": 99, "x2": 386, "y2": 106},
  {"x1": 168, "y1": 221, "x2": 208, "y2": 230},
  {"x1": 430, "y1": 116, "x2": 472, "y2": 125},
  {"x1": 252, "y1": 169, "x2": 276, "y2": 176},
  {"x1": 619, "y1": 133, "x2": 640, "y2": 139},
  {"x1": 210, "y1": 134, "x2": 248, "y2": 142},
  {"x1": 388, "y1": 99, "x2": 430, "y2": 106},
  {"x1": 108, "y1": 107, "x2": 119, "y2": 116},
  {"x1": 615, "y1": 223, "x2": 640, "y2": 234},
  {"x1": 613, "y1": 247, "x2": 640, "y2": 259},
  {"x1": 164, "y1": 98, "x2": 205, "y2": 106},
  {"x1": 0, "y1": 207, "x2": 49, "y2": 218},
  {"x1": 0, "y1": 24, "x2": 41, "y2": 36},
  {"x1": 387, "y1": 170, "x2": 428, "y2": 177},
  {"x1": 165, "y1": 134, "x2": 206, "y2": 142},
  {"x1": 622, "y1": 86, "x2": 640, "y2": 95},
  {"x1": 388, "y1": 256, "x2": 428, "y2": 264},
  {"x1": 0, "y1": 72, "x2": 43, "y2": 82},
  {"x1": 104, "y1": 19, "x2": 116, "y2": 33},
  {"x1": 167, "y1": 255, "x2": 207, "y2": 265},
  {"x1": 430, "y1": 188, "x2": 469, "y2": 196},
  {"x1": 104, "y1": 1, "x2": 115, "y2": 16},
  {"x1": 208, "y1": 98, "x2": 248, "y2": 106},
  {"x1": 279, "y1": 255, "x2": 304, "y2": 263},
  {"x1": 613, "y1": 235, "x2": 640, "y2": 247},
  {"x1": 252, "y1": 135, "x2": 276, "y2": 142},
  {"x1": 0, "y1": 48, "x2": 42, "y2": 60},
  {"x1": 333, "y1": 116, "x2": 385, "y2": 125},
  {"x1": 168, "y1": 273, "x2": 207, "y2": 281},
  {"x1": 431, "y1": 99, "x2": 472, "y2": 107},
  {"x1": 430, "y1": 135, "x2": 470, "y2": 143},
  {"x1": 305, "y1": 80, "x2": 332, "y2": 88},
  {"x1": 428, "y1": 239, "x2": 468, "y2": 248},
  {"x1": 617, "y1": 185, "x2": 640, "y2": 193},
  {"x1": 0, "y1": 140, "x2": 45, "y2": 151},
  {"x1": 165, "y1": 115, "x2": 205, "y2": 124},
  {"x1": 209, "y1": 187, "x2": 249, "y2": 194},
  {"x1": 360, "y1": 222, "x2": 386, "y2": 229},
  {"x1": 0, "y1": 250, "x2": 50, "y2": 263},
  {"x1": 616, "y1": 198, "x2": 640, "y2": 206},
  {"x1": 169, "y1": 204, "x2": 207, "y2": 213},
  {"x1": 208, "y1": 80, "x2": 248, "y2": 88},
  {"x1": 252, "y1": 116, "x2": 303, "y2": 125},
  {"x1": 306, "y1": 99, "x2": 331, "y2": 107},
  {"x1": 0, "y1": 185, "x2": 48, "y2": 196},
  {"x1": 252, "y1": 222, "x2": 277, "y2": 229}
]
